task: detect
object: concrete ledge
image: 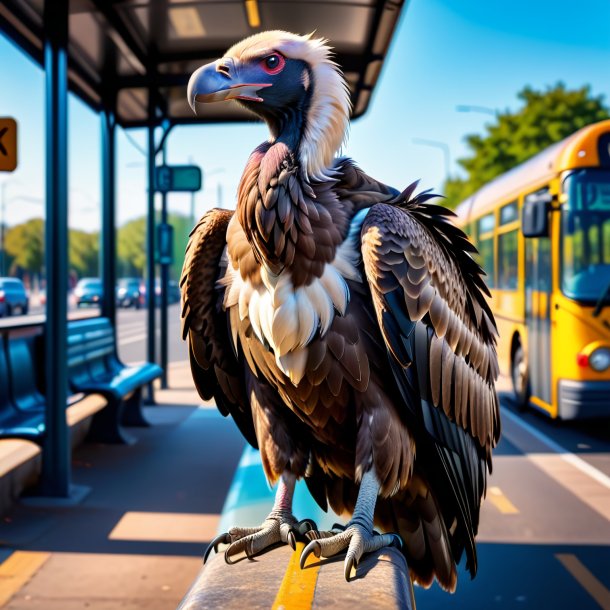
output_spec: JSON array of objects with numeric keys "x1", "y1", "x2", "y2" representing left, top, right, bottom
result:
[
  {"x1": 67, "y1": 393, "x2": 107, "y2": 448},
  {"x1": 0, "y1": 393, "x2": 107, "y2": 516},
  {"x1": 0, "y1": 439, "x2": 42, "y2": 516},
  {"x1": 178, "y1": 544, "x2": 415, "y2": 609}
]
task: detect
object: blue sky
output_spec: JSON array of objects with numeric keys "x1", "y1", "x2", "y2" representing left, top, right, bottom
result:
[{"x1": 1, "y1": 0, "x2": 610, "y2": 232}]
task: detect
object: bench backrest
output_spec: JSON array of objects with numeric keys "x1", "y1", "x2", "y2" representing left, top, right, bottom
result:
[
  {"x1": 0, "y1": 341, "x2": 12, "y2": 411},
  {"x1": 6, "y1": 338, "x2": 45, "y2": 411},
  {"x1": 67, "y1": 318, "x2": 119, "y2": 385}
]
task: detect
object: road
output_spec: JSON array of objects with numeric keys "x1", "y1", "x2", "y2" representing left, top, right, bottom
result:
[
  {"x1": 114, "y1": 303, "x2": 187, "y2": 366},
  {"x1": 1, "y1": 305, "x2": 609, "y2": 608}
]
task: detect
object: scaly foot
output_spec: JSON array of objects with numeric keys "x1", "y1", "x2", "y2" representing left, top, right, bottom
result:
[
  {"x1": 204, "y1": 514, "x2": 316, "y2": 564},
  {"x1": 300, "y1": 522, "x2": 402, "y2": 580}
]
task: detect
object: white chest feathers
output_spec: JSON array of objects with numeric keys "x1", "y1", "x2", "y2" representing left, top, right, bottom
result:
[{"x1": 221, "y1": 249, "x2": 361, "y2": 386}]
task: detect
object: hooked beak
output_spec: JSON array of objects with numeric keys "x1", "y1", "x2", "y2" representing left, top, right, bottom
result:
[{"x1": 187, "y1": 58, "x2": 272, "y2": 113}]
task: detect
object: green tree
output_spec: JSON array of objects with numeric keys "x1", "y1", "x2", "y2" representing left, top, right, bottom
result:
[
  {"x1": 69, "y1": 229, "x2": 100, "y2": 278},
  {"x1": 4, "y1": 218, "x2": 44, "y2": 275},
  {"x1": 444, "y1": 83, "x2": 610, "y2": 209},
  {"x1": 117, "y1": 217, "x2": 147, "y2": 278}
]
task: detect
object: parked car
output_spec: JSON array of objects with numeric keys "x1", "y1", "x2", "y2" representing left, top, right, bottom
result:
[
  {"x1": 74, "y1": 278, "x2": 103, "y2": 307},
  {"x1": 0, "y1": 278, "x2": 29, "y2": 317},
  {"x1": 116, "y1": 277, "x2": 144, "y2": 309},
  {"x1": 141, "y1": 279, "x2": 181, "y2": 306}
]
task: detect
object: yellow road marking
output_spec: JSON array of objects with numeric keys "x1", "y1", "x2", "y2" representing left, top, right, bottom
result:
[
  {"x1": 556, "y1": 554, "x2": 610, "y2": 610},
  {"x1": 0, "y1": 551, "x2": 50, "y2": 606},
  {"x1": 487, "y1": 486, "x2": 519, "y2": 514},
  {"x1": 272, "y1": 542, "x2": 320, "y2": 610}
]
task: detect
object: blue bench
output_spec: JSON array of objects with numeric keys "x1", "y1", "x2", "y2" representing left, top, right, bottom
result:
[
  {"x1": 0, "y1": 333, "x2": 106, "y2": 445},
  {"x1": 67, "y1": 318, "x2": 162, "y2": 444},
  {"x1": 0, "y1": 338, "x2": 45, "y2": 440}
]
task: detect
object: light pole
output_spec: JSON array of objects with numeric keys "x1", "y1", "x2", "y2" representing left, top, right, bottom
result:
[
  {"x1": 411, "y1": 138, "x2": 451, "y2": 181},
  {"x1": 189, "y1": 166, "x2": 224, "y2": 226},
  {"x1": 456, "y1": 104, "x2": 498, "y2": 118}
]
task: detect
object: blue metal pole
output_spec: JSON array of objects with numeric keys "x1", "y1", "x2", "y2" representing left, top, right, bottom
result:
[
  {"x1": 41, "y1": 0, "x2": 70, "y2": 496},
  {"x1": 101, "y1": 109, "x2": 117, "y2": 325},
  {"x1": 146, "y1": 122, "x2": 156, "y2": 402},
  {"x1": 159, "y1": 145, "x2": 169, "y2": 389}
]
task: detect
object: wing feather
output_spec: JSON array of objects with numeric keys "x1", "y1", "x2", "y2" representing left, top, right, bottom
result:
[
  {"x1": 180, "y1": 209, "x2": 257, "y2": 447},
  {"x1": 361, "y1": 198, "x2": 501, "y2": 581}
]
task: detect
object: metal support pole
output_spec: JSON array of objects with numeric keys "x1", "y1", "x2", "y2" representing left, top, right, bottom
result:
[
  {"x1": 41, "y1": 0, "x2": 70, "y2": 497},
  {"x1": 101, "y1": 109, "x2": 117, "y2": 325},
  {"x1": 146, "y1": 123, "x2": 156, "y2": 403},
  {"x1": 159, "y1": 145, "x2": 169, "y2": 389},
  {"x1": 0, "y1": 185, "x2": 5, "y2": 276}
]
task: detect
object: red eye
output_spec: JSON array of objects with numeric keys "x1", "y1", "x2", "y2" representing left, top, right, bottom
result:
[{"x1": 261, "y1": 53, "x2": 285, "y2": 75}]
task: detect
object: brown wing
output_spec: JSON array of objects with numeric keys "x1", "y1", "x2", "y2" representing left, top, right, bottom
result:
[
  {"x1": 361, "y1": 191, "x2": 501, "y2": 579},
  {"x1": 180, "y1": 209, "x2": 257, "y2": 447}
]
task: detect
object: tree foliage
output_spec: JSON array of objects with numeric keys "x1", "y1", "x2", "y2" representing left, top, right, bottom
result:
[
  {"x1": 444, "y1": 83, "x2": 610, "y2": 209},
  {"x1": 4, "y1": 210, "x2": 194, "y2": 283},
  {"x1": 117, "y1": 217, "x2": 147, "y2": 278},
  {"x1": 70, "y1": 229, "x2": 99, "y2": 278},
  {"x1": 5, "y1": 218, "x2": 44, "y2": 275}
]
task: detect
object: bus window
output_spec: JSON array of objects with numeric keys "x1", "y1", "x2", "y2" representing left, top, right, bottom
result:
[
  {"x1": 561, "y1": 169, "x2": 610, "y2": 301},
  {"x1": 500, "y1": 201, "x2": 518, "y2": 225},
  {"x1": 498, "y1": 229, "x2": 518, "y2": 290},
  {"x1": 477, "y1": 213, "x2": 495, "y2": 288}
]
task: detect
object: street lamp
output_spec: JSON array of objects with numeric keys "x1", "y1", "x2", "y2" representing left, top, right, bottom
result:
[
  {"x1": 189, "y1": 163, "x2": 224, "y2": 226},
  {"x1": 411, "y1": 138, "x2": 451, "y2": 181},
  {"x1": 456, "y1": 104, "x2": 498, "y2": 118}
]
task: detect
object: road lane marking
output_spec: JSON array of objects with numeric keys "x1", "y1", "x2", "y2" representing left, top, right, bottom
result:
[
  {"x1": 118, "y1": 332, "x2": 148, "y2": 346},
  {"x1": 0, "y1": 551, "x2": 50, "y2": 605},
  {"x1": 502, "y1": 408, "x2": 610, "y2": 491},
  {"x1": 487, "y1": 486, "x2": 519, "y2": 514},
  {"x1": 272, "y1": 542, "x2": 320, "y2": 610},
  {"x1": 556, "y1": 554, "x2": 610, "y2": 610},
  {"x1": 502, "y1": 409, "x2": 610, "y2": 523}
]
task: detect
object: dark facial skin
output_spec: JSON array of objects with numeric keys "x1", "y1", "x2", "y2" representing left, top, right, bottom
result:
[{"x1": 238, "y1": 56, "x2": 313, "y2": 151}]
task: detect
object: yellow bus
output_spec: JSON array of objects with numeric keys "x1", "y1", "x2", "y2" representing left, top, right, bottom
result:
[{"x1": 455, "y1": 119, "x2": 610, "y2": 419}]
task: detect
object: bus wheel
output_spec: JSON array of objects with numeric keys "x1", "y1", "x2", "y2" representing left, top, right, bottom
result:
[{"x1": 512, "y1": 344, "x2": 530, "y2": 410}]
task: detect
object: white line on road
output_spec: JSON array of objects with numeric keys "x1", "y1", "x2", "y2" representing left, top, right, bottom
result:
[
  {"x1": 118, "y1": 332, "x2": 148, "y2": 346},
  {"x1": 502, "y1": 408, "x2": 610, "y2": 491}
]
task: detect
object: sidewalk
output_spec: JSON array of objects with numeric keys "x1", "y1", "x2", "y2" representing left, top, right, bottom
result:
[{"x1": 0, "y1": 362, "x2": 246, "y2": 609}]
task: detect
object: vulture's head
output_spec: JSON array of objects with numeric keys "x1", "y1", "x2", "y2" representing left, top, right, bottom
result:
[{"x1": 188, "y1": 31, "x2": 351, "y2": 179}]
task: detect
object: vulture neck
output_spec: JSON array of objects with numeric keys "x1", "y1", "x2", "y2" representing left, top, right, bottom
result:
[
  {"x1": 266, "y1": 106, "x2": 306, "y2": 157},
  {"x1": 237, "y1": 137, "x2": 304, "y2": 278}
]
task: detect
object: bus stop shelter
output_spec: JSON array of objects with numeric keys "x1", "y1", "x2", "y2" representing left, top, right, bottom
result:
[{"x1": 0, "y1": 0, "x2": 405, "y2": 499}]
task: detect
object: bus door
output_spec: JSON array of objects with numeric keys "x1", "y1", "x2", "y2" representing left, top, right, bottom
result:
[{"x1": 525, "y1": 236, "x2": 553, "y2": 404}]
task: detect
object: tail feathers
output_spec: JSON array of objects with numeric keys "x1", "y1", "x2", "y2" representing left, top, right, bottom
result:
[{"x1": 378, "y1": 477, "x2": 457, "y2": 592}]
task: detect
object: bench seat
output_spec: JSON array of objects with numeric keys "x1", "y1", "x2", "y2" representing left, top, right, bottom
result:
[{"x1": 67, "y1": 318, "x2": 162, "y2": 443}]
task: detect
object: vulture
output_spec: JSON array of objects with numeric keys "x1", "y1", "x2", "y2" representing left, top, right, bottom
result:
[{"x1": 182, "y1": 30, "x2": 500, "y2": 590}]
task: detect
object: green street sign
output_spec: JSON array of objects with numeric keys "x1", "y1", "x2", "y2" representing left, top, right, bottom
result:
[{"x1": 155, "y1": 165, "x2": 202, "y2": 193}]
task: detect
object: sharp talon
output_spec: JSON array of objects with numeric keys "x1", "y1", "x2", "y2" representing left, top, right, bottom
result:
[
  {"x1": 297, "y1": 518, "x2": 317, "y2": 532},
  {"x1": 300, "y1": 540, "x2": 320, "y2": 569},
  {"x1": 203, "y1": 532, "x2": 230, "y2": 564},
  {"x1": 344, "y1": 555, "x2": 355, "y2": 581},
  {"x1": 332, "y1": 522, "x2": 346, "y2": 531},
  {"x1": 287, "y1": 530, "x2": 297, "y2": 550}
]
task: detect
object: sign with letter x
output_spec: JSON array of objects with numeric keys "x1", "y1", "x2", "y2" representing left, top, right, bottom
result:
[{"x1": 0, "y1": 118, "x2": 17, "y2": 172}]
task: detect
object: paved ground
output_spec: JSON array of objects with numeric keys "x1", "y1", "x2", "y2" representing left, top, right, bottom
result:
[
  {"x1": 0, "y1": 363, "x2": 246, "y2": 609},
  {"x1": 0, "y1": 333, "x2": 608, "y2": 608}
]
